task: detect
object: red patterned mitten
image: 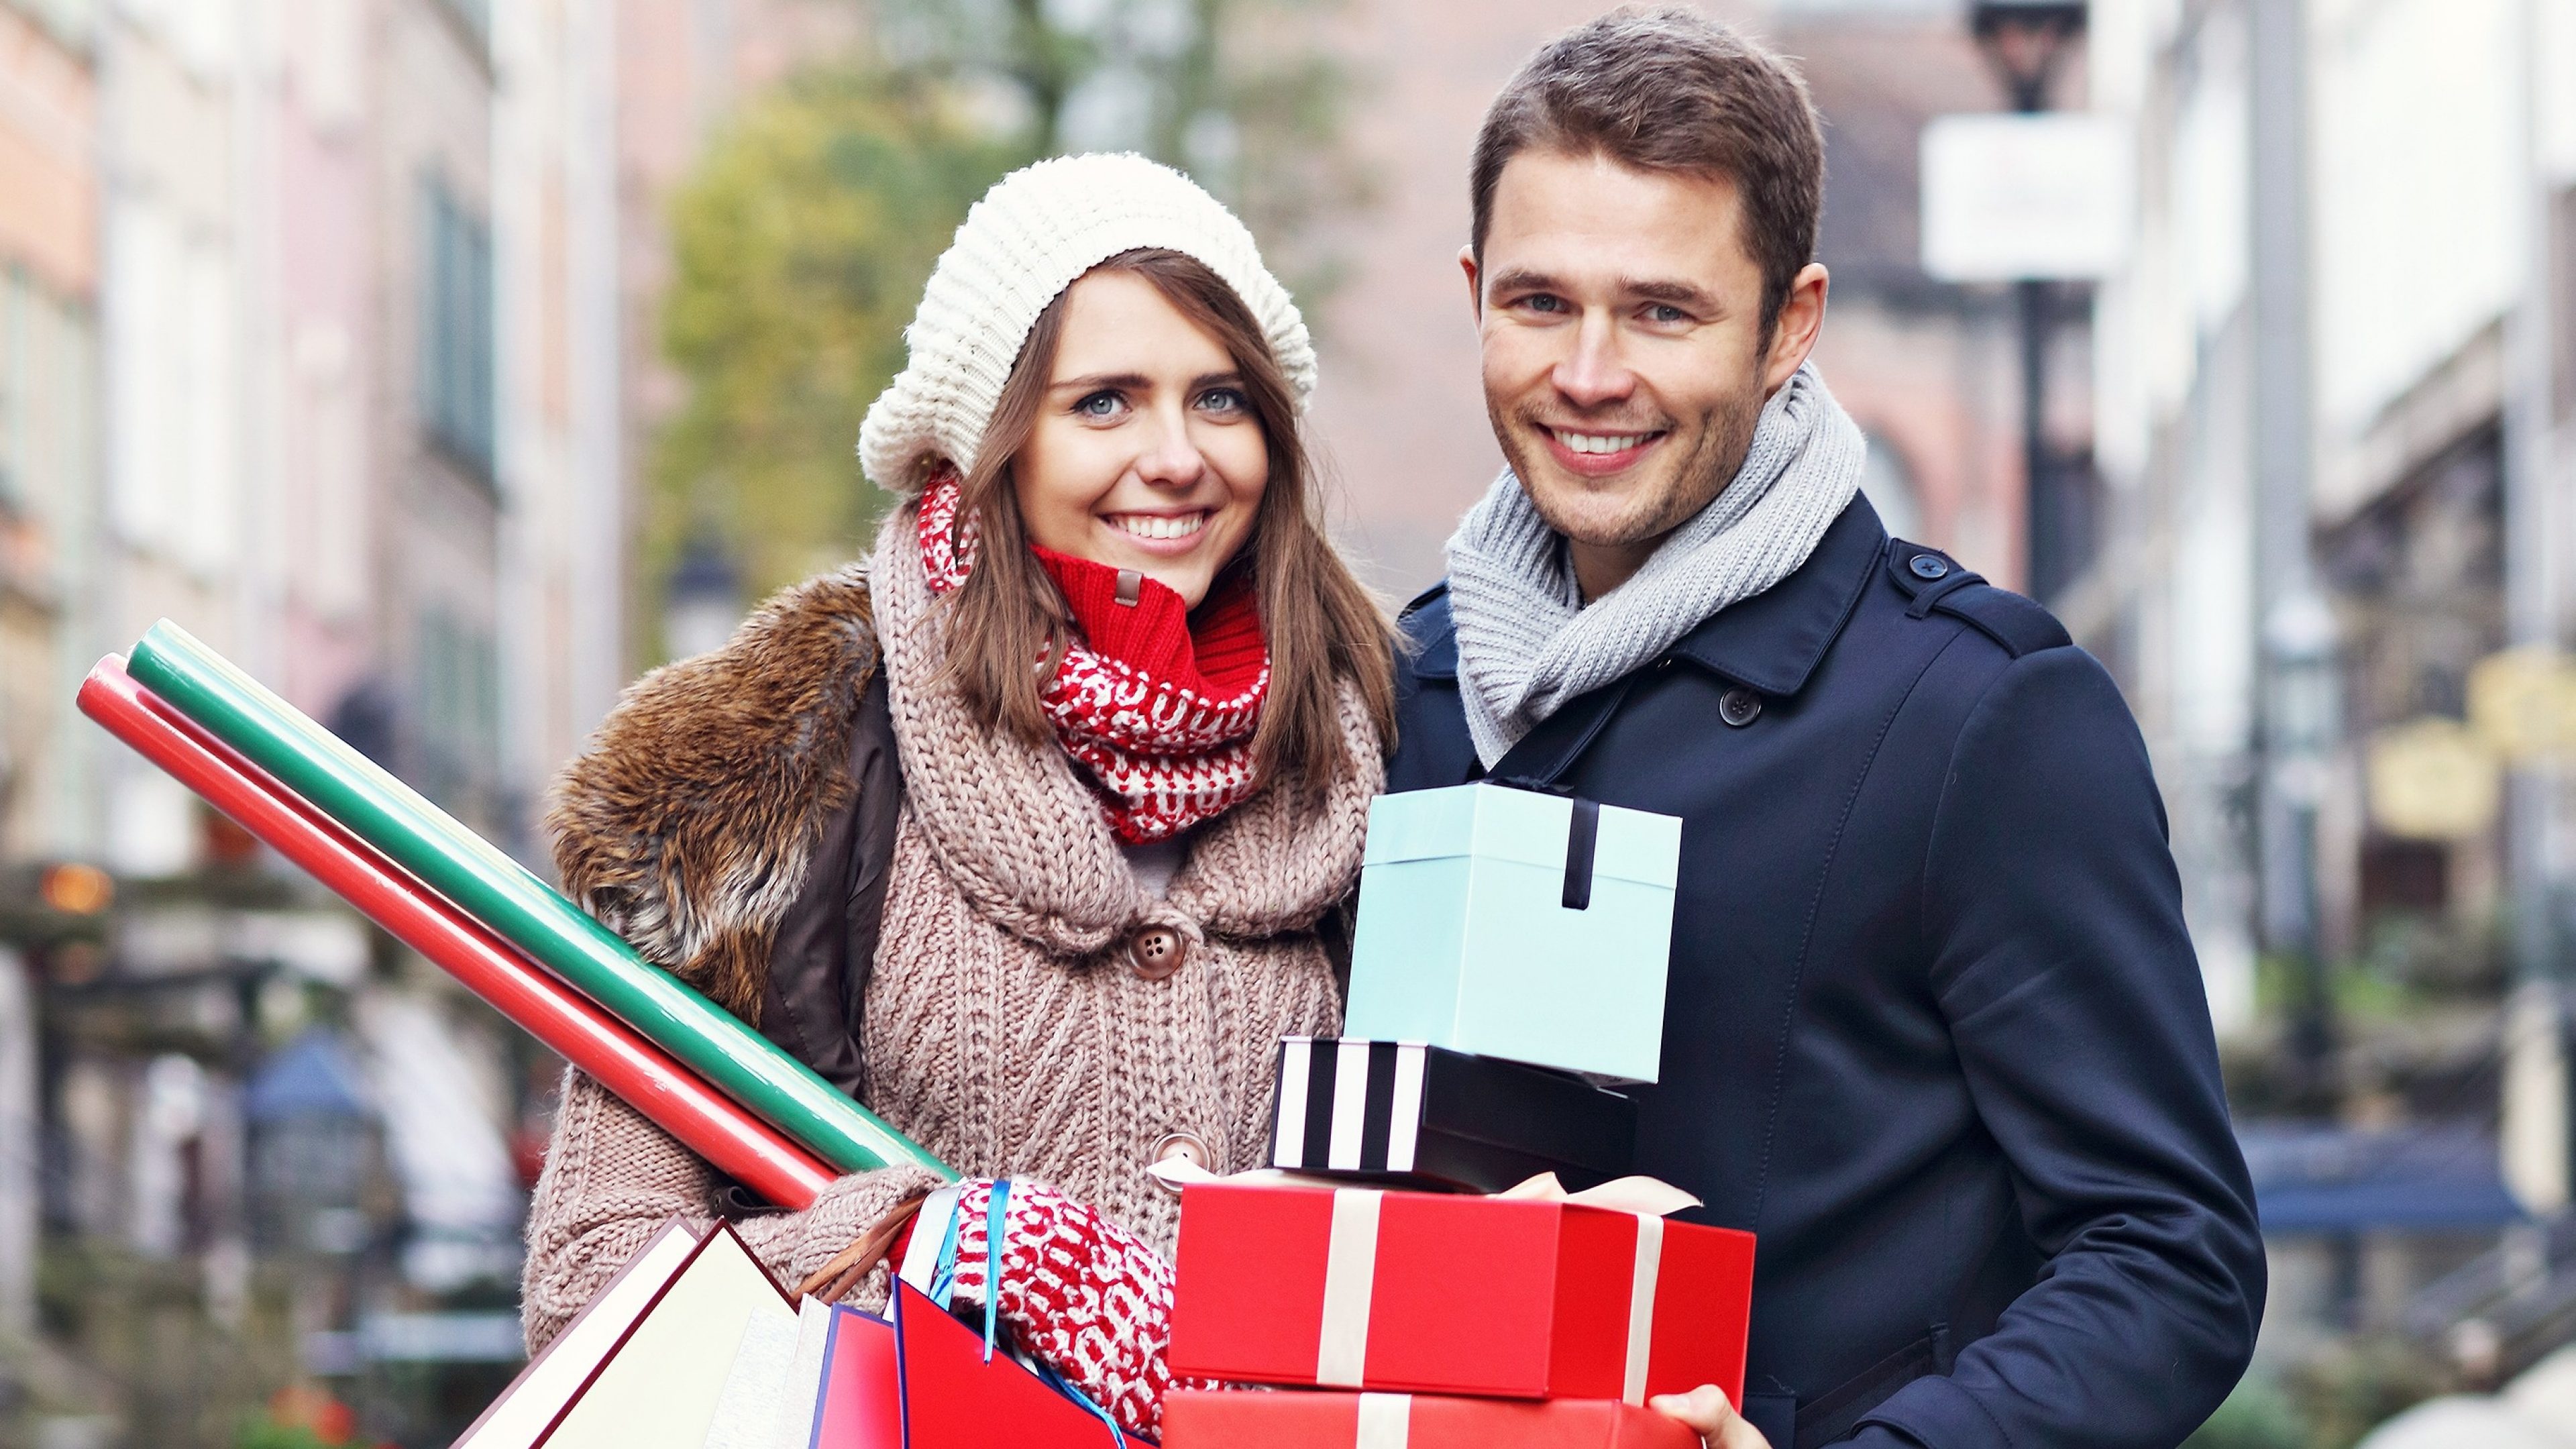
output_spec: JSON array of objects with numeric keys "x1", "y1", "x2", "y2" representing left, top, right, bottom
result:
[{"x1": 923, "y1": 1179, "x2": 1213, "y2": 1439}]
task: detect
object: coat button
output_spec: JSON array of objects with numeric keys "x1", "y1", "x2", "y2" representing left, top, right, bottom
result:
[
  {"x1": 1719, "y1": 688, "x2": 1763, "y2": 727},
  {"x1": 1909, "y1": 553, "x2": 1950, "y2": 580},
  {"x1": 1152, "y1": 1130, "x2": 1210, "y2": 1193},
  {"x1": 1125, "y1": 925, "x2": 1184, "y2": 981}
]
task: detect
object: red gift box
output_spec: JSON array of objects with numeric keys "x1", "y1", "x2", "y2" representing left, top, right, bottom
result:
[
  {"x1": 1160, "y1": 1388, "x2": 1700, "y2": 1448},
  {"x1": 1168, "y1": 1182, "x2": 1754, "y2": 1405},
  {"x1": 890, "y1": 1280, "x2": 1123, "y2": 1447}
]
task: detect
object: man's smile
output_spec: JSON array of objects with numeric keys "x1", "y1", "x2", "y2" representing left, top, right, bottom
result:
[{"x1": 1536, "y1": 423, "x2": 1670, "y2": 476}]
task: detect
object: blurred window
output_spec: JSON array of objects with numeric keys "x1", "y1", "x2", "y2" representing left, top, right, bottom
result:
[
  {"x1": 1, "y1": 266, "x2": 100, "y2": 566},
  {"x1": 414, "y1": 607, "x2": 499, "y2": 809},
  {"x1": 1862, "y1": 430, "x2": 1923, "y2": 541},
  {"x1": 17, "y1": 0, "x2": 95, "y2": 50},
  {"x1": 420, "y1": 176, "x2": 496, "y2": 484},
  {"x1": 438, "y1": 0, "x2": 490, "y2": 46},
  {"x1": 0, "y1": 268, "x2": 21, "y2": 511}
]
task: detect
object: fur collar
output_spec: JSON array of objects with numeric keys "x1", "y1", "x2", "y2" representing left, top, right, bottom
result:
[{"x1": 546, "y1": 565, "x2": 880, "y2": 1019}]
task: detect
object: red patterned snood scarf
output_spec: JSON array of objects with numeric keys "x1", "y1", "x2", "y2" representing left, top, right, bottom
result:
[{"x1": 916, "y1": 476, "x2": 1270, "y2": 843}]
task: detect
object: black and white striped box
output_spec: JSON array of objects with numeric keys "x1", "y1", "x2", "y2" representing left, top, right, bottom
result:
[{"x1": 1267, "y1": 1036, "x2": 1638, "y2": 1193}]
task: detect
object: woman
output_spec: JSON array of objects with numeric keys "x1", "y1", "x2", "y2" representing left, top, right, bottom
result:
[{"x1": 519, "y1": 154, "x2": 1393, "y2": 1381}]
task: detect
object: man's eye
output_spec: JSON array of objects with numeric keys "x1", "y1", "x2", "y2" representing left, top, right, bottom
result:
[
  {"x1": 1075, "y1": 390, "x2": 1124, "y2": 417},
  {"x1": 1523, "y1": 294, "x2": 1568, "y2": 314},
  {"x1": 1648, "y1": 305, "x2": 1688, "y2": 324}
]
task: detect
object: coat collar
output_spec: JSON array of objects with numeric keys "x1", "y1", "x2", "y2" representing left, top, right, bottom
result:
[
  {"x1": 1661, "y1": 493, "x2": 1884, "y2": 695},
  {"x1": 1407, "y1": 494, "x2": 1886, "y2": 699}
]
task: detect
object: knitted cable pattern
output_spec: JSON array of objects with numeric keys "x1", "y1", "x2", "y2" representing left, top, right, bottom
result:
[{"x1": 1444, "y1": 361, "x2": 1868, "y2": 766}]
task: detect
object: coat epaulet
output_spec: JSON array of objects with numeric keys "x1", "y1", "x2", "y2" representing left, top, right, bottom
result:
[
  {"x1": 1935, "y1": 585, "x2": 2072, "y2": 658},
  {"x1": 1886, "y1": 542, "x2": 2073, "y2": 659}
]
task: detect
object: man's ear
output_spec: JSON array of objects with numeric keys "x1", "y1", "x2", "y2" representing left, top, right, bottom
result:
[
  {"x1": 1458, "y1": 245, "x2": 1483, "y2": 321},
  {"x1": 1762, "y1": 262, "x2": 1831, "y2": 392}
]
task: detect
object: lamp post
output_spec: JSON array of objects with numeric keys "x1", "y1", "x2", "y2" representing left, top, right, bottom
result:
[
  {"x1": 2265, "y1": 590, "x2": 2341, "y2": 1106},
  {"x1": 1970, "y1": 1, "x2": 2088, "y2": 600}
]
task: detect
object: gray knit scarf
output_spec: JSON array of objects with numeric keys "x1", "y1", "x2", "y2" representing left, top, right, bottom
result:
[{"x1": 1445, "y1": 362, "x2": 1867, "y2": 767}]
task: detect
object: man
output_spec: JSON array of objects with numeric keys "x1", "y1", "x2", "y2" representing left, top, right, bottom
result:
[{"x1": 1387, "y1": 11, "x2": 2265, "y2": 1448}]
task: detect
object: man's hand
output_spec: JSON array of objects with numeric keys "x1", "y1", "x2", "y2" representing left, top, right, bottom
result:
[{"x1": 1649, "y1": 1385, "x2": 1772, "y2": 1449}]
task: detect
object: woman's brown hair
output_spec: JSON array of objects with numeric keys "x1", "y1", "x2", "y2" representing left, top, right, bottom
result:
[{"x1": 936, "y1": 248, "x2": 1396, "y2": 796}]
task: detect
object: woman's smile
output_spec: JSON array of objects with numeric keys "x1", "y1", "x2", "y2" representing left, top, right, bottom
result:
[{"x1": 1104, "y1": 509, "x2": 1214, "y2": 548}]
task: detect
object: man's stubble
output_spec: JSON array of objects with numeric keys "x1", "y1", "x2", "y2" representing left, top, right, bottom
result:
[{"x1": 1489, "y1": 360, "x2": 1770, "y2": 559}]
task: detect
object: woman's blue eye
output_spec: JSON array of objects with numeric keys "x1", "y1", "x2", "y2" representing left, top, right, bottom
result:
[
  {"x1": 1199, "y1": 387, "x2": 1248, "y2": 414},
  {"x1": 1076, "y1": 390, "x2": 1123, "y2": 417}
]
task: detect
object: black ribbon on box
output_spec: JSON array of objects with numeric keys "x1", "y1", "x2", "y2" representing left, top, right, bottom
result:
[
  {"x1": 1267, "y1": 1037, "x2": 1638, "y2": 1193},
  {"x1": 1486, "y1": 775, "x2": 1601, "y2": 912}
]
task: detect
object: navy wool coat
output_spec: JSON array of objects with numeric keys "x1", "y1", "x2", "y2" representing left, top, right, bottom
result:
[{"x1": 1385, "y1": 497, "x2": 2265, "y2": 1449}]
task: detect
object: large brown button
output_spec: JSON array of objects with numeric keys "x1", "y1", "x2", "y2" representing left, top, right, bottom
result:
[
  {"x1": 1152, "y1": 1130, "x2": 1210, "y2": 1193},
  {"x1": 1126, "y1": 925, "x2": 1184, "y2": 981}
]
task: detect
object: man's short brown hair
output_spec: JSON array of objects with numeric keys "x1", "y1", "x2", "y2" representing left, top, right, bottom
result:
[{"x1": 1470, "y1": 6, "x2": 1825, "y2": 336}]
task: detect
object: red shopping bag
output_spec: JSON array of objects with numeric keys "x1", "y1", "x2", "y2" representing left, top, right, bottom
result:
[
  {"x1": 890, "y1": 1279, "x2": 1128, "y2": 1446},
  {"x1": 812, "y1": 1305, "x2": 902, "y2": 1449}
]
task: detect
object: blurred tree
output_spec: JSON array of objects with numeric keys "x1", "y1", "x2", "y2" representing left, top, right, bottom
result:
[
  {"x1": 647, "y1": 68, "x2": 1018, "y2": 621},
  {"x1": 645, "y1": 0, "x2": 1364, "y2": 653},
  {"x1": 877, "y1": 0, "x2": 1369, "y2": 289},
  {"x1": 2181, "y1": 1372, "x2": 2308, "y2": 1449}
]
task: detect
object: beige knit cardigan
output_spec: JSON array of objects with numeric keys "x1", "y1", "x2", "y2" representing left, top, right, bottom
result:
[{"x1": 518, "y1": 519, "x2": 1381, "y2": 1350}]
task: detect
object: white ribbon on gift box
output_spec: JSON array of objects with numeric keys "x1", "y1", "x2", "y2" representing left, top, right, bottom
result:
[
  {"x1": 1153, "y1": 1160, "x2": 1701, "y2": 1403},
  {"x1": 1356, "y1": 1392, "x2": 1411, "y2": 1449}
]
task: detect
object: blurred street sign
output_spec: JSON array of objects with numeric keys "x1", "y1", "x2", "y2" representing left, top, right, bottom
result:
[
  {"x1": 2468, "y1": 644, "x2": 2576, "y2": 759},
  {"x1": 2367, "y1": 718, "x2": 2501, "y2": 841},
  {"x1": 1920, "y1": 112, "x2": 2133, "y2": 281}
]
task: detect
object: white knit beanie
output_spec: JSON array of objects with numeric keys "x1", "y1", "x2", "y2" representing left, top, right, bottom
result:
[{"x1": 857, "y1": 152, "x2": 1316, "y2": 494}]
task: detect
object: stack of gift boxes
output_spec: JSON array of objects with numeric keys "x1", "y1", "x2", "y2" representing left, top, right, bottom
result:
[{"x1": 1159, "y1": 782, "x2": 1756, "y2": 1448}]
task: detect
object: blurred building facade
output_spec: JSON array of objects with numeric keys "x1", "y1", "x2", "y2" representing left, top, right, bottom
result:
[
  {"x1": 613, "y1": 0, "x2": 865, "y2": 650},
  {"x1": 0, "y1": 0, "x2": 622, "y2": 1438},
  {"x1": 2090, "y1": 0, "x2": 2576, "y2": 1385}
]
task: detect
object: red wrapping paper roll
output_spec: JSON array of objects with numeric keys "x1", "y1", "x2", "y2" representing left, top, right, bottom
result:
[{"x1": 78, "y1": 656, "x2": 837, "y2": 1209}]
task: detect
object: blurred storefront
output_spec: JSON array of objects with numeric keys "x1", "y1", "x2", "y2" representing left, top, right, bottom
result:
[
  {"x1": 0, "y1": 0, "x2": 623, "y2": 1441},
  {"x1": 2088, "y1": 0, "x2": 2576, "y2": 1403}
]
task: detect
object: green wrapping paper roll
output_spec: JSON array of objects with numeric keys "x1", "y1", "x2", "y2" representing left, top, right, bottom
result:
[{"x1": 127, "y1": 619, "x2": 952, "y2": 1181}]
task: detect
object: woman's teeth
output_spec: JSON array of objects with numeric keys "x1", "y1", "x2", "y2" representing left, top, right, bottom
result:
[
  {"x1": 1560, "y1": 431, "x2": 1654, "y2": 455},
  {"x1": 1111, "y1": 513, "x2": 1208, "y2": 541}
]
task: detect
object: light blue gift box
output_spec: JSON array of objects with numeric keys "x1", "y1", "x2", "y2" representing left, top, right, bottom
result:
[{"x1": 1341, "y1": 783, "x2": 1684, "y2": 1083}]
